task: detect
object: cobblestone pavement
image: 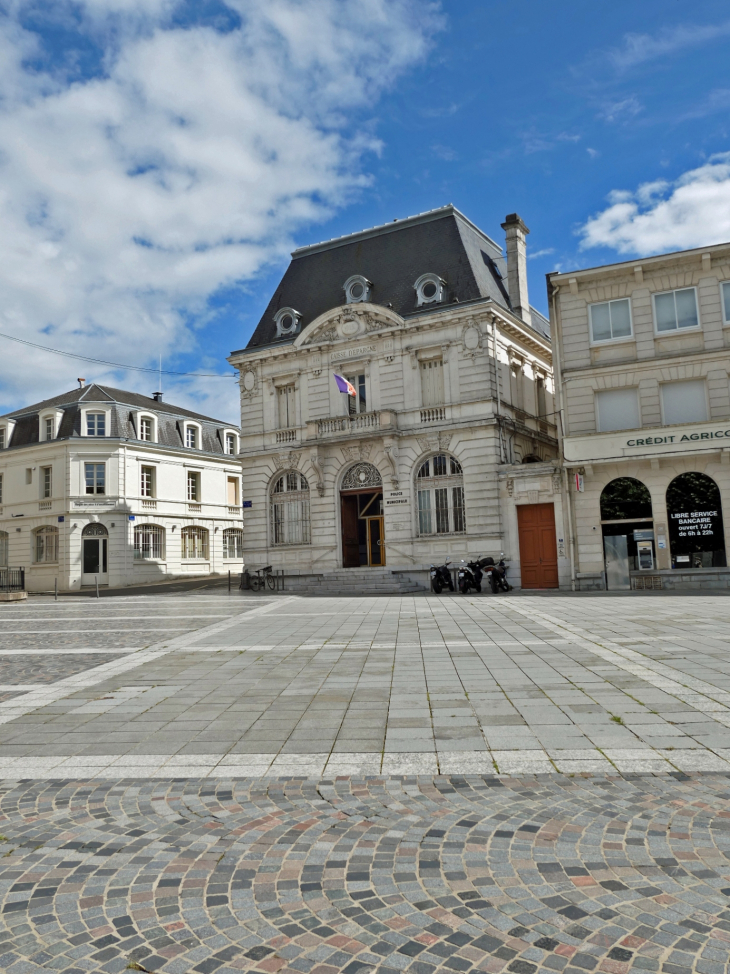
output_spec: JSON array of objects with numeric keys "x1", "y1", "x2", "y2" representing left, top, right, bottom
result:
[
  {"x1": 1, "y1": 594, "x2": 730, "y2": 973},
  {"x1": 1, "y1": 773, "x2": 730, "y2": 974}
]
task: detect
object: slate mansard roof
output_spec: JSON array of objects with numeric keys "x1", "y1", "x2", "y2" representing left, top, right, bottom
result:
[
  {"x1": 0, "y1": 384, "x2": 239, "y2": 455},
  {"x1": 242, "y1": 204, "x2": 550, "y2": 352}
]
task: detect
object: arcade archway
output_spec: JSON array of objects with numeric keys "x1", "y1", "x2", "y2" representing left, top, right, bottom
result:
[
  {"x1": 666, "y1": 472, "x2": 726, "y2": 568},
  {"x1": 340, "y1": 463, "x2": 384, "y2": 567}
]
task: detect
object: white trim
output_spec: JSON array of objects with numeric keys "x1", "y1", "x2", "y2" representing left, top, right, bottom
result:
[
  {"x1": 588, "y1": 297, "x2": 634, "y2": 346},
  {"x1": 652, "y1": 285, "x2": 701, "y2": 335}
]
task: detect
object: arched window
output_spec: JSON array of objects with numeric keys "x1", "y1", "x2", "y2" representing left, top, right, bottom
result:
[
  {"x1": 271, "y1": 471, "x2": 310, "y2": 546},
  {"x1": 416, "y1": 454, "x2": 465, "y2": 535},
  {"x1": 34, "y1": 525, "x2": 58, "y2": 563},
  {"x1": 0, "y1": 530, "x2": 8, "y2": 568},
  {"x1": 666, "y1": 472, "x2": 726, "y2": 569},
  {"x1": 181, "y1": 526, "x2": 209, "y2": 560},
  {"x1": 600, "y1": 477, "x2": 653, "y2": 521},
  {"x1": 134, "y1": 524, "x2": 165, "y2": 560},
  {"x1": 223, "y1": 528, "x2": 244, "y2": 559}
]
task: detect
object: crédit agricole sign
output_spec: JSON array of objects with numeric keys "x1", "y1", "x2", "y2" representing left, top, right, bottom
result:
[{"x1": 626, "y1": 429, "x2": 730, "y2": 447}]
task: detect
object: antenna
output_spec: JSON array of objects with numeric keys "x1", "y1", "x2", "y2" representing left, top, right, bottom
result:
[{"x1": 153, "y1": 354, "x2": 163, "y2": 402}]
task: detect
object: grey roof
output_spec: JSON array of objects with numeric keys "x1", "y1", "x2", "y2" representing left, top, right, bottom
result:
[
  {"x1": 242, "y1": 205, "x2": 549, "y2": 352},
  {"x1": 0, "y1": 384, "x2": 239, "y2": 455}
]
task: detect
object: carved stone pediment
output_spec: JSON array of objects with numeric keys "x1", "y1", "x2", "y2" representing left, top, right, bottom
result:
[{"x1": 295, "y1": 303, "x2": 404, "y2": 347}]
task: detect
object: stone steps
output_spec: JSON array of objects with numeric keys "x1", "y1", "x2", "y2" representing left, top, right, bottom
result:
[{"x1": 281, "y1": 568, "x2": 429, "y2": 596}]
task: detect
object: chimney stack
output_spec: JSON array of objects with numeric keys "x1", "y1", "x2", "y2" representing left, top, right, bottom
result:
[
  {"x1": 152, "y1": 392, "x2": 163, "y2": 402},
  {"x1": 501, "y1": 213, "x2": 530, "y2": 321},
  {"x1": 77, "y1": 378, "x2": 86, "y2": 388}
]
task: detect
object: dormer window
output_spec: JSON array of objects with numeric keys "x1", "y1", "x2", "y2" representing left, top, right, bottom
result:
[
  {"x1": 414, "y1": 273, "x2": 445, "y2": 307},
  {"x1": 186, "y1": 426, "x2": 197, "y2": 449},
  {"x1": 225, "y1": 432, "x2": 237, "y2": 455},
  {"x1": 274, "y1": 307, "x2": 301, "y2": 339},
  {"x1": 86, "y1": 412, "x2": 106, "y2": 436},
  {"x1": 140, "y1": 418, "x2": 152, "y2": 441},
  {"x1": 343, "y1": 275, "x2": 372, "y2": 304}
]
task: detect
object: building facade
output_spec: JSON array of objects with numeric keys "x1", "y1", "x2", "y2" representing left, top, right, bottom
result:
[
  {"x1": 549, "y1": 241, "x2": 730, "y2": 589},
  {"x1": 0, "y1": 384, "x2": 244, "y2": 592},
  {"x1": 229, "y1": 205, "x2": 561, "y2": 584}
]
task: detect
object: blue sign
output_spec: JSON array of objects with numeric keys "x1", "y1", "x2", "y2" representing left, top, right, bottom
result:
[
  {"x1": 128, "y1": 515, "x2": 136, "y2": 521},
  {"x1": 243, "y1": 500, "x2": 252, "y2": 509},
  {"x1": 58, "y1": 516, "x2": 65, "y2": 523}
]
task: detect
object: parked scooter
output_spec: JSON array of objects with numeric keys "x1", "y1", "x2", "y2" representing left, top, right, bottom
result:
[
  {"x1": 494, "y1": 554, "x2": 512, "y2": 592},
  {"x1": 458, "y1": 557, "x2": 484, "y2": 594},
  {"x1": 482, "y1": 555, "x2": 512, "y2": 593},
  {"x1": 430, "y1": 561, "x2": 454, "y2": 594}
]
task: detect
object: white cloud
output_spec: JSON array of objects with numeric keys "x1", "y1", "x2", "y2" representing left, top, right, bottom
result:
[
  {"x1": 578, "y1": 154, "x2": 730, "y2": 255},
  {"x1": 609, "y1": 21, "x2": 730, "y2": 71},
  {"x1": 0, "y1": 0, "x2": 441, "y2": 418},
  {"x1": 598, "y1": 95, "x2": 642, "y2": 123},
  {"x1": 527, "y1": 248, "x2": 554, "y2": 260}
]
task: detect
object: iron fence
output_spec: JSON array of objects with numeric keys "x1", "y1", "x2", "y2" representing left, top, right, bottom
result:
[{"x1": 0, "y1": 568, "x2": 25, "y2": 593}]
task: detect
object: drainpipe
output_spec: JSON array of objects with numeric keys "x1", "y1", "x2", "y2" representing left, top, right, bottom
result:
[
  {"x1": 491, "y1": 315, "x2": 505, "y2": 463},
  {"x1": 549, "y1": 280, "x2": 576, "y2": 591}
]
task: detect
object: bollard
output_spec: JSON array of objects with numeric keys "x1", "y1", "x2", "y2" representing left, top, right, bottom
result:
[
  {"x1": 228, "y1": 570, "x2": 231, "y2": 593},
  {"x1": 54, "y1": 578, "x2": 58, "y2": 602},
  {"x1": 95, "y1": 575, "x2": 99, "y2": 599}
]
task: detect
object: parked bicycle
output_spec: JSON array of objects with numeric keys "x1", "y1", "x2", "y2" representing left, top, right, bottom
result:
[{"x1": 240, "y1": 566, "x2": 277, "y2": 591}]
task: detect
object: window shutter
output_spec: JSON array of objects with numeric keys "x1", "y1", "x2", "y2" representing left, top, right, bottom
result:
[{"x1": 420, "y1": 359, "x2": 444, "y2": 406}]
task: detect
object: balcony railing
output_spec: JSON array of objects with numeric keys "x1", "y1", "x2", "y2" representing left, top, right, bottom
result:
[
  {"x1": 188, "y1": 503, "x2": 202, "y2": 513},
  {"x1": 141, "y1": 499, "x2": 157, "y2": 510},
  {"x1": 317, "y1": 412, "x2": 380, "y2": 436},
  {"x1": 276, "y1": 428, "x2": 297, "y2": 444},
  {"x1": 38, "y1": 501, "x2": 52, "y2": 511},
  {"x1": 228, "y1": 506, "x2": 240, "y2": 516},
  {"x1": 420, "y1": 407, "x2": 447, "y2": 424}
]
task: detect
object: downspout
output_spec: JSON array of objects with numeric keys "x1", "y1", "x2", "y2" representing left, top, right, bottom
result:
[
  {"x1": 491, "y1": 315, "x2": 505, "y2": 463},
  {"x1": 549, "y1": 280, "x2": 576, "y2": 591}
]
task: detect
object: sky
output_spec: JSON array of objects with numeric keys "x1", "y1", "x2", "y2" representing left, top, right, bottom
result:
[{"x1": 1, "y1": 0, "x2": 729, "y2": 422}]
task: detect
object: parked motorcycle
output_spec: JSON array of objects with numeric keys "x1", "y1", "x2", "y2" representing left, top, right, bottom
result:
[
  {"x1": 482, "y1": 555, "x2": 512, "y2": 593},
  {"x1": 430, "y1": 561, "x2": 454, "y2": 594},
  {"x1": 458, "y1": 557, "x2": 484, "y2": 594}
]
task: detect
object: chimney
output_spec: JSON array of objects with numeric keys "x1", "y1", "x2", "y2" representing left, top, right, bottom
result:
[
  {"x1": 77, "y1": 378, "x2": 86, "y2": 388},
  {"x1": 152, "y1": 392, "x2": 163, "y2": 402},
  {"x1": 501, "y1": 213, "x2": 530, "y2": 320}
]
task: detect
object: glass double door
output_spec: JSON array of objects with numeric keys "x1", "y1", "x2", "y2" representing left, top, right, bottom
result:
[{"x1": 82, "y1": 538, "x2": 108, "y2": 585}]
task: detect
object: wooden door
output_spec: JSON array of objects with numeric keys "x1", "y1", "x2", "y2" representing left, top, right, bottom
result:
[
  {"x1": 341, "y1": 495, "x2": 360, "y2": 567},
  {"x1": 367, "y1": 517, "x2": 385, "y2": 566},
  {"x1": 517, "y1": 503, "x2": 559, "y2": 588}
]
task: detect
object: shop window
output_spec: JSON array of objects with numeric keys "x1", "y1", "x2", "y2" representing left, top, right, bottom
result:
[
  {"x1": 595, "y1": 388, "x2": 640, "y2": 433},
  {"x1": 223, "y1": 528, "x2": 244, "y2": 559},
  {"x1": 416, "y1": 454, "x2": 465, "y2": 535},
  {"x1": 271, "y1": 471, "x2": 310, "y2": 546},
  {"x1": 667, "y1": 472, "x2": 726, "y2": 569},
  {"x1": 660, "y1": 380, "x2": 707, "y2": 426},
  {"x1": 420, "y1": 359, "x2": 444, "y2": 407},
  {"x1": 134, "y1": 524, "x2": 165, "y2": 560},
  {"x1": 181, "y1": 526, "x2": 209, "y2": 559}
]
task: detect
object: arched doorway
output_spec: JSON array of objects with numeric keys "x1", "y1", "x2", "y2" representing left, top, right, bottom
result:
[
  {"x1": 340, "y1": 463, "x2": 384, "y2": 567},
  {"x1": 600, "y1": 477, "x2": 653, "y2": 588},
  {"x1": 666, "y1": 472, "x2": 726, "y2": 569},
  {"x1": 81, "y1": 522, "x2": 108, "y2": 584}
]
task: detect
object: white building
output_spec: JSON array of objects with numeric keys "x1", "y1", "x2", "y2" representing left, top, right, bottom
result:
[
  {"x1": 0, "y1": 383, "x2": 244, "y2": 592},
  {"x1": 549, "y1": 240, "x2": 730, "y2": 590},
  {"x1": 228, "y1": 205, "x2": 561, "y2": 588}
]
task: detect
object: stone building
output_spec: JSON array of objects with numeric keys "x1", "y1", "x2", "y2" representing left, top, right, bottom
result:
[
  {"x1": 549, "y1": 240, "x2": 730, "y2": 590},
  {"x1": 229, "y1": 205, "x2": 559, "y2": 587},
  {"x1": 0, "y1": 384, "x2": 243, "y2": 592}
]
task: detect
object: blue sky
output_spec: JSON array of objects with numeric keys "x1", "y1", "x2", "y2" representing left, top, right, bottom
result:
[{"x1": 1, "y1": 0, "x2": 729, "y2": 420}]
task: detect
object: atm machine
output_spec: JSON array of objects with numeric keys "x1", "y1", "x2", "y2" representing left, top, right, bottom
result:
[{"x1": 634, "y1": 529, "x2": 655, "y2": 571}]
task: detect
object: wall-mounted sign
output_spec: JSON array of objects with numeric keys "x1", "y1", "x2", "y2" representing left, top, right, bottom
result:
[
  {"x1": 670, "y1": 509, "x2": 720, "y2": 540},
  {"x1": 574, "y1": 473, "x2": 584, "y2": 492},
  {"x1": 627, "y1": 429, "x2": 730, "y2": 447},
  {"x1": 243, "y1": 500, "x2": 253, "y2": 509},
  {"x1": 331, "y1": 344, "x2": 376, "y2": 362},
  {"x1": 385, "y1": 490, "x2": 408, "y2": 506},
  {"x1": 633, "y1": 529, "x2": 654, "y2": 541}
]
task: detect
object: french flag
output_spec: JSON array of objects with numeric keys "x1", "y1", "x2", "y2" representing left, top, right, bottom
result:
[{"x1": 333, "y1": 373, "x2": 357, "y2": 397}]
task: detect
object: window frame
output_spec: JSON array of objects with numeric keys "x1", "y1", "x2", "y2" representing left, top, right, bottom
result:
[
  {"x1": 186, "y1": 470, "x2": 200, "y2": 502},
  {"x1": 594, "y1": 387, "x2": 641, "y2": 433},
  {"x1": 415, "y1": 454, "x2": 465, "y2": 537},
  {"x1": 41, "y1": 465, "x2": 52, "y2": 499},
  {"x1": 136, "y1": 413, "x2": 157, "y2": 443},
  {"x1": 588, "y1": 297, "x2": 634, "y2": 345},
  {"x1": 183, "y1": 422, "x2": 202, "y2": 450},
  {"x1": 270, "y1": 471, "x2": 311, "y2": 547},
  {"x1": 84, "y1": 411, "x2": 108, "y2": 437},
  {"x1": 344, "y1": 373, "x2": 367, "y2": 415},
  {"x1": 84, "y1": 462, "x2": 106, "y2": 495},
  {"x1": 223, "y1": 528, "x2": 244, "y2": 559},
  {"x1": 140, "y1": 465, "x2": 156, "y2": 498},
  {"x1": 721, "y1": 281, "x2": 730, "y2": 326},
  {"x1": 659, "y1": 379, "x2": 709, "y2": 427},
  {"x1": 134, "y1": 523, "x2": 165, "y2": 561},
  {"x1": 0, "y1": 428, "x2": 4, "y2": 451},
  {"x1": 0, "y1": 472, "x2": 3, "y2": 505},
  {"x1": 223, "y1": 430, "x2": 239, "y2": 455},
  {"x1": 33, "y1": 525, "x2": 58, "y2": 564},
  {"x1": 181, "y1": 525, "x2": 209, "y2": 560},
  {"x1": 652, "y1": 286, "x2": 701, "y2": 335}
]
